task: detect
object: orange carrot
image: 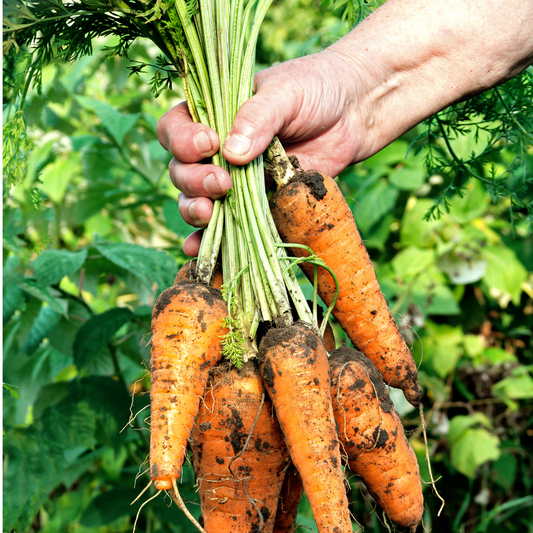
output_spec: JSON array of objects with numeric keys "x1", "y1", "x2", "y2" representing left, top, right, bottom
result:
[
  {"x1": 272, "y1": 462, "x2": 304, "y2": 533},
  {"x1": 149, "y1": 281, "x2": 228, "y2": 492},
  {"x1": 270, "y1": 170, "x2": 422, "y2": 406},
  {"x1": 191, "y1": 362, "x2": 289, "y2": 532},
  {"x1": 174, "y1": 260, "x2": 224, "y2": 289},
  {"x1": 259, "y1": 321, "x2": 352, "y2": 533},
  {"x1": 329, "y1": 346, "x2": 423, "y2": 531}
]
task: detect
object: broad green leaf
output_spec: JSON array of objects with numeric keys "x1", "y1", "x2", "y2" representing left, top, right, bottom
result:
[
  {"x1": 450, "y1": 427, "x2": 500, "y2": 478},
  {"x1": 400, "y1": 198, "x2": 442, "y2": 248},
  {"x1": 388, "y1": 163, "x2": 426, "y2": 191},
  {"x1": 3, "y1": 286, "x2": 26, "y2": 325},
  {"x1": 482, "y1": 246, "x2": 527, "y2": 307},
  {"x1": 463, "y1": 334, "x2": 484, "y2": 358},
  {"x1": 32, "y1": 248, "x2": 87, "y2": 287},
  {"x1": 362, "y1": 213, "x2": 393, "y2": 251},
  {"x1": 32, "y1": 382, "x2": 70, "y2": 419},
  {"x1": 80, "y1": 488, "x2": 140, "y2": 527},
  {"x1": 39, "y1": 152, "x2": 81, "y2": 204},
  {"x1": 481, "y1": 347, "x2": 517, "y2": 366},
  {"x1": 365, "y1": 140, "x2": 409, "y2": 168},
  {"x1": 94, "y1": 241, "x2": 176, "y2": 294},
  {"x1": 414, "y1": 282, "x2": 460, "y2": 316},
  {"x1": 73, "y1": 307, "x2": 133, "y2": 369},
  {"x1": 16, "y1": 280, "x2": 68, "y2": 316},
  {"x1": 3, "y1": 254, "x2": 24, "y2": 286},
  {"x1": 24, "y1": 306, "x2": 61, "y2": 355},
  {"x1": 423, "y1": 322, "x2": 463, "y2": 378},
  {"x1": 76, "y1": 96, "x2": 141, "y2": 146},
  {"x1": 352, "y1": 179, "x2": 399, "y2": 233},
  {"x1": 3, "y1": 383, "x2": 20, "y2": 400},
  {"x1": 3, "y1": 206, "x2": 24, "y2": 237},
  {"x1": 147, "y1": 138, "x2": 169, "y2": 160},
  {"x1": 41, "y1": 398, "x2": 97, "y2": 450},
  {"x1": 418, "y1": 375, "x2": 448, "y2": 403},
  {"x1": 70, "y1": 182, "x2": 130, "y2": 225},
  {"x1": 493, "y1": 367, "x2": 533, "y2": 401},
  {"x1": 163, "y1": 198, "x2": 192, "y2": 238},
  {"x1": 61, "y1": 447, "x2": 107, "y2": 489},
  {"x1": 447, "y1": 180, "x2": 488, "y2": 224},
  {"x1": 392, "y1": 246, "x2": 435, "y2": 281},
  {"x1": 448, "y1": 413, "x2": 493, "y2": 446},
  {"x1": 491, "y1": 453, "x2": 517, "y2": 491},
  {"x1": 3, "y1": 426, "x2": 67, "y2": 530}
]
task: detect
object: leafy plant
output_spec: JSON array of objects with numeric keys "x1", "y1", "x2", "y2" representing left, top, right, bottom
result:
[{"x1": 3, "y1": 1, "x2": 533, "y2": 532}]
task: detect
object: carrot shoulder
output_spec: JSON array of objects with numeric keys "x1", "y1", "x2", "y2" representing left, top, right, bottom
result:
[
  {"x1": 270, "y1": 170, "x2": 422, "y2": 406},
  {"x1": 174, "y1": 260, "x2": 223, "y2": 289},
  {"x1": 259, "y1": 322, "x2": 352, "y2": 533},
  {"x1": 150, "y1": 281, "x2": 228, "y2": 491},
  {"x1": 191, "y1": 362, "x2": 289, "y2": 533},
  {"x1": 329, "y1": 346, "x2": 423, "y2": 530}
]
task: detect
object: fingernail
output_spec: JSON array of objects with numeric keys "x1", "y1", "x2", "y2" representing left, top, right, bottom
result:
[
  {"x1": 224, "y1": 133, "x2": 252, "y2": 156},
  {"x1": 189, "y1": 202, "x2": 200, "y2": 225},
  {"x1": 203, "y1": 173, "x2": 222, "y2": 196},
  {"x1": 194, "y1": 130, "x2": 213, "y2": 154}
]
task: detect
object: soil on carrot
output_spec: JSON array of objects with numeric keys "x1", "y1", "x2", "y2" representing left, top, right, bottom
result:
[
  {"x1": 294, "y1": 170, "x2": 328, "y2": 200},
  {"x1": 152, "y1": 281, "x2": 223, "y2": 320},
  {"x1": 330, "y1": 346, "x2": 394, "y2": 415}
]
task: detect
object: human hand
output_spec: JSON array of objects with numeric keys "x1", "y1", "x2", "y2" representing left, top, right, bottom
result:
[{"x1": 157, "y1": 50, "x2": 376, "y2": 256}]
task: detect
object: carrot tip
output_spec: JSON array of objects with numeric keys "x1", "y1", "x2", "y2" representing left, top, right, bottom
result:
[{"x1": 154, "y1": 479, "x2": 172, "y2": 491}]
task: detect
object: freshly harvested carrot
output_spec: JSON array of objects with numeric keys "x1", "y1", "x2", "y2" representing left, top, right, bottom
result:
[
  {"x1": 191, "y1": 362, "x2": 289, "y2": 533},
  {"x1": 150, "y1": 281, "x2": 228, "y2": 492},
  {"x1": 259, "y1": 321, "x2": 352, "y2": 533},
  {"x1": 270, "y1": 170, "x2": 422, "y2": 406},
  {"x1": 329, "y1": 346, "x2": 423, "y2": 531},
  {"x1": 174, "y1": 260, "x2": 223, "y2": 289},
  {"x1": 272, "y1": 462, "x2": 304, "y2": 533}
]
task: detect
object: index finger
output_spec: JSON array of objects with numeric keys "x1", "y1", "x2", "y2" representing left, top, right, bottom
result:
[{"x1": 157, "y1": 102, "x2": 221, "y2": 163}]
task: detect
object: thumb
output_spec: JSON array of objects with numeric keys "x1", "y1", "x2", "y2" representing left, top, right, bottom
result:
[{"x1": 222, "y1": 86, "x2": 293, "y2": 165}]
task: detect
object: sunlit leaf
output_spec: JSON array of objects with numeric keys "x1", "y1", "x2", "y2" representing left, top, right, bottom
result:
[{"x1": 32, "y1": 249, "x2": 88, "y2": 287}]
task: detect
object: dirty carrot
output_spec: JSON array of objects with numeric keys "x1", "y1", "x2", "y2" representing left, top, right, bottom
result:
[
  {"x1": 329, "y1": 346, "x2": 424, "y2": 531},
  {"x1": 174, "y1": 260, "x2": 224, "y2": 289},
  {"x1": 272, "y1": 462, "x2": 304, "y2": 533},
  {"x1": 269, "y1": 170, "x2": 422, "y2": 406},
  {"x1": 150, "y1": 281, "x2": 228, "y2": 493},
  {"x1": 191, "y1": 361, "x2": 288, "y2": 533},
  {"x1": 259, "y1": 321, "x2": 352, "y2": 533}
]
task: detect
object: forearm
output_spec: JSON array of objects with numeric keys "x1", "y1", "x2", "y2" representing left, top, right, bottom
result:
[{"x1": 328, "y1": 0, "x2": 533, "y2": 154}]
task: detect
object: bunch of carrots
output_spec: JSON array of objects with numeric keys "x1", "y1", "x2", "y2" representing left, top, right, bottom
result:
[
  {"x1": 5, "y1": 1, "x2": 427, "y2": 532},
  {"x1": 139, "y1": 3, "x2": 425, "y2": 531}
]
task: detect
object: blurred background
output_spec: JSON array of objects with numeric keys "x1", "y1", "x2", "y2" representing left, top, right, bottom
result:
[{"x1": 3, "y1": 1, "x2": 533, "y2": 532}]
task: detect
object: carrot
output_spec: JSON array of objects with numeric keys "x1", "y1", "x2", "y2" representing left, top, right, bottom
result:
[
  {"x1": 174, "y1": 260, "x2": 224, "y2": 289},
  {"x1": 149, "y1": 281, "x2": 228, "y2": 493},
  {"x1": 270, "y1": 170, "x2": 422, "y2": 406},
  {"x1": 191, "y1": 362, "x2": 289, "y2": 533},
  {"x1": 272, "y1": 462, "x2": 304, "y2": 533},
  {"x1": 259, "y1": 321, "x2": 352, "y2": 533},
  {"x1": 329, "y1": 346, "x2": 423, "y2": 531}
]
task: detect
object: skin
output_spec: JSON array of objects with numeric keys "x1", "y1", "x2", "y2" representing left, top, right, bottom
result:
[{"x1": 156, "y1": 0, "x2": 533, "y2": 256}]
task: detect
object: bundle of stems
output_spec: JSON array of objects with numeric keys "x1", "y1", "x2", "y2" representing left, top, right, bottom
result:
[
  {"x1": 156, "y1": 0, "x2": 337, "y2": 362},
  {"x1": 4, "y1": 0, "x2": 339, "y2": 363}
]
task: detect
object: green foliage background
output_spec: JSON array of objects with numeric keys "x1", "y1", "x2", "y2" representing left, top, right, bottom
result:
[{"x1": 3, "y1": 2, "x2": 533, "y2": 532}]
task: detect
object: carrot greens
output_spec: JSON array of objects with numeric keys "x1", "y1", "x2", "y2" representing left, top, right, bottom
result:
[{"x1": 4, "y1": 0, "x2": 319, "y2": 364}]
